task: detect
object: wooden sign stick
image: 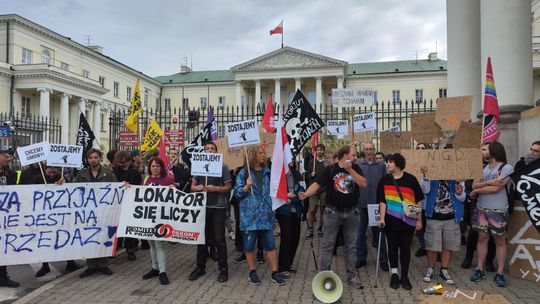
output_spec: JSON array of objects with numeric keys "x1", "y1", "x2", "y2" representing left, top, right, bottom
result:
[
  {"x1": 243, "y1": 147, "x2": 253, "y2": 194},
  {"x1": 38, "y1": 162, "x2": 47, "y2": 185}
]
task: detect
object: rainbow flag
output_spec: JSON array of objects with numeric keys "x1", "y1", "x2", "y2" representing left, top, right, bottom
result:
[{"x1": 482, "y1": 57, "x2": 500, "y2": 143}]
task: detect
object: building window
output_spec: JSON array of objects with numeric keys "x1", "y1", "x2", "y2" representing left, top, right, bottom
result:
[
  {"x1": 60, "y1": 62, "x2": 69, "y2": 71},
  {"x1": 415, "y1": 89, "x2": 424, "y2": 103},
  {"x1": 182, "y1": 98, "x2": 189, "y2": 109},
  {"x1": 392, "y1": 90, "x2": 400, "y2": 104},
  {"x1": 144, "y1": 90, "x2": 149, "y2": 107},
  {"x1": 439, "y1": 88, "x2": 447, "y2": 98},
  {"x1": 165, "y1": 98, "x2": 171, "y2": 111},
  {"x1": 218, "y1": 96, "x2": 226, "y2": 108},
  {"x1": 373, "y1": 91, "x2": 378, "y2": 106},
  {"x1": 41, "y1": 50, "x2": 51, "y2": 64},
  {"x1": 155, "y1": 98, "x2": 160, "y2": 111},
  {"x1": 21, "y1": 96, "x2": 31, "y2": 118},
  {"x1": 99, "y1": 76, "x2": 105, "y2": 88},
  {"x1": 307, "y1": 91, "x2": 316, "y2": 106},
  {"x1": 22, "y1": 48, "x2": 32, "y2": 64},
  {"x1": 100, "y1": 113, "x2": 105, "y2": 131},
  {"x1": 200, "y1": 97, "x2": 207, "y2": 109},
  {"x1": 126, "y1": 86, "x2": 132, "y2": 102},
  {"x1": 83, "y1": 69, "x2": 89, "y2": 78},
  {"x1": 113, "y1": 81, "x2": 119, "y2": 98}
]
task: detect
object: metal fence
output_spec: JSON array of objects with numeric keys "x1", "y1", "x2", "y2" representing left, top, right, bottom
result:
[
  {"x1": 109, "y1": 99, "x2": 435, "y2": 151},
  {"x1": 0, "y1": 112, "x2": 61, "y2": 151}
]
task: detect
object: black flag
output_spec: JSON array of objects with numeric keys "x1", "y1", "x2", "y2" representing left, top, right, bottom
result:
[
  {"x1": 76, "y1": 113, "x2": 96, "y2": 168},
  {"x1": 284, "y1": 89, "x2": 324, "y2": 156},
  {"x1": 181, "y1": 122, "x2": 213, "y2": 167},
  {"x1": 510, "y1": 158, "x2": 540, "y2": 234}
]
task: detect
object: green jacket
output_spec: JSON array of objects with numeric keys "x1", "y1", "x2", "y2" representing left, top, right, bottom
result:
[{"x1": 74, "y1": 165, "x2": 118, "y2": 183}]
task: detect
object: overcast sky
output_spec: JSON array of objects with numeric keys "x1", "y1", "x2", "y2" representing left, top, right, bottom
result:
[{"x1": 2, "y1": 0, "x2": 447, "y2": 77}]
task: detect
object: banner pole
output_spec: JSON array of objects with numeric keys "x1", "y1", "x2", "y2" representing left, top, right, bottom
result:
[
  {"x1": 61, "y1": 167, "x2": 64, "y2": 180},
  {"x1": 38, "y1": 162, "x2": 47, "y2": 185},
  {"x1": 480, "y1": 114, "x2": 486, "y2": 145},
  {"x1": 244, "y1": 147, "x2": 253, "y2": 194}
]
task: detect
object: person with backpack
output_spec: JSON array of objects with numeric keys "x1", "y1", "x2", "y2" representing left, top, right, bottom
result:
[
  {"x1": 469, "y1": 141, "x2": 514, "y2": 287},
  {"x1": 299, "y1": 144, "x2": 367, "y2": 289}
]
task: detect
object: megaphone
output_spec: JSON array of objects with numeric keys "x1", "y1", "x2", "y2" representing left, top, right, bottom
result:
[{"x1": 312, "y1": 271, "x2": 343, "y2": 304}]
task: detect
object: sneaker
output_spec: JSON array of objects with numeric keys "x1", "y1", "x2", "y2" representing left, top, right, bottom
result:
[
  {"x1": 439, "y1": 269, "x2": 455, "y2": 285},
  {"x1": 461, "y1": 258, "x2": 472, "y2": 269},
  {"x1": 415, "y1": 248, "x2": 427, "y2": 257},
  {"x1": 99, "y1": 267, "x2": 113, "y2": 275},
  {"x1": 65, "y1": 261, "x2": 82, "y2": 272},
  {"x1": 317, "y1": 227, "x2": 323, "y2": 236},
  {"x1": 142, "y1": 269, "x2": 159, "y2": 280},
  {"x1": 218, "y1": 269, "x2": 228, "y2": 283},
  {"x1": 159, "y1": 272, "x2": 169, "y2": 285},
  {"x1": 249, "y1": 271, "x2": 261, "y2": 286},
  {"x1": 306, "y1": 228, "x2": 314, "y2": 239},
  {"x1": 256, "y1": 250, "x2": 265, "y2": 264},
  {"x1": 79, "y1": 268, "x2": 97, "y2": 278},
  {"x1": 494, "y1": 272, "x2": 507, "y2": 287},
  {"x1": 401, "y1": 277, "x2": 412, "y2": 290},
  {"x1": 423, "y1": 268, "x2": 434, "y2": 282},
  {"x1": 470, "y1": 268, "x2": 486, "y2": 282},
  {"x1": 188, "y1": 267, "x2": 206, "y2": 281},
  {"x1": 271, "y1": 272, "x2": 285, "y2": 286},
  {"x1": 234, "y1": 253, "x2": 247, "y2": 264},
  {"x1": 347, "y1": 276, "x2": 364, "y2": 289},
  {"x1": 280, "y1": 271, "x2": 291, "y2": 279},
  {"x1": 0, "y1": 276, "x2": 20, "y2": 288},
  {"x1": 390, "y1": 273, "x2": 400, "y2": 289},
  {"x1": 36, "y1": 263, "x2": 51, "y2": 277}
]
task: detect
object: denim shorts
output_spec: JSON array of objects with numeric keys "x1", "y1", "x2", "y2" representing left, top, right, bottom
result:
[
  {"x1": 472, "y1": 206, "x2": 508, "y2": 237},
  {"x1": 243, "y1": 229, "x2": 276, "y2": 252}
]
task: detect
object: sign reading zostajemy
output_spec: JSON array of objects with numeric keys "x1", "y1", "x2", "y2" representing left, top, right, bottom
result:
[
  {"x1": 326, "y1": 120, "x2": 349, "y2": 136},
  {"x1": 226, "y1": 119, "x2": 260, "y2": 148},
  {"x1": 331, "y1": 88, "x2": 374, "y2": 107},
  {"x1": 191, "y1": 153, "x2": 224, "y2": 177},
  {"x1": 352, "y1": 112, "x2": 376, "y2": 132},
  {"x1": 47, "y1": 144, "x2": 84, "y2": 168},
  {"x1": 17, "y1": 141, "x2": 49, "y2": 166}
]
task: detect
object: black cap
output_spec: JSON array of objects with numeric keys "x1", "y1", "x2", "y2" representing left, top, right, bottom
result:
[{"x1": 0, "y1": 145, "x2": 14, "y2": 155}]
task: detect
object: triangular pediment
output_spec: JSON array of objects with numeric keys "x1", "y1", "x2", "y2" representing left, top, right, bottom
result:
[{"x1": 231, "y1": 47, "x2": 347, "y2": 71}]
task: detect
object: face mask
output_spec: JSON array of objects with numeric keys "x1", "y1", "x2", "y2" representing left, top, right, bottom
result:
[{"x1": 524, "y1": 152, "x2": 540, "y2": 165}]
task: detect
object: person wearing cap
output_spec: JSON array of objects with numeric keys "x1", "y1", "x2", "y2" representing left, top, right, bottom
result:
[{"x1": 0, "y1": 147, "x2": 20, "y2": 287}]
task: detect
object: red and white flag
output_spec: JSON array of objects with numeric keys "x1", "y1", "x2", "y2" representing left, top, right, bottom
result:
[
  {"x1": 270, "y1": 107, "x2": 293, "y2": 211},
  {"x1": 311, "y1": 131, "x2": 319, "y2": 153},
  {"x1": 270, "y1": 20, "x2": 283, "y2": 35},
  {"x1": 158, "y1": 136, "x2": 171, "y2": 170},
  {"x1": 262, "y1": 95, "x2": 276, "y2": 133}
]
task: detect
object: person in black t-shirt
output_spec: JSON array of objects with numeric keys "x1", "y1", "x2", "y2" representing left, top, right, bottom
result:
[{"x1": 299, "y1": 144, "x2": 367, "y2": 290}]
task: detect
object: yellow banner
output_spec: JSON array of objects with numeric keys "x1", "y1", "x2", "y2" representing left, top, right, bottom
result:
[
  {"x1": 140, "y1": 118, "x2": 164, "y2": 153},
  {"x1": 125, "y1": 79, "x2": 142, "y2": 133}
]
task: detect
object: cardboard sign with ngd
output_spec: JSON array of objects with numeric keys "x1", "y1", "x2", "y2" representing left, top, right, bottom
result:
[
  {"x1": 434, "y1": 96, "x2": 472, "y2": 131},
  {"x1": 226, "y1": 119, "x2": 260, "y2": 148},
  {"x1": 190, "y1": 153, "x2": 224, "y2": 177}
]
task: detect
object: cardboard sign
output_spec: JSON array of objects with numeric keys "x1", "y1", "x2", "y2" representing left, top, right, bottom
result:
[
  {"x1": 435, "y1": 96, "x2": 472, "y2": 131},
  {"x1": 331, "y1": 88, "x2": 374, "y2": 107},
  {"x1": 117, "y1": 186, "x2": 207, "y2": 245},
  {"x1": 17, "y1": 141, "x2": 49, "y2": 166},
  {"x1": 418, "y1": 288, "x2": 511, "y2": 304},
  {"x1": 401, "y1": 148, "x2": 483, "y2": 181},
  {"x1": 355, "y1": 130, "x2": 373, "y2": 144},
  {"x1": 352, "y1": 112, "x2": 376, "y2": 132},
  {"x1": 326, "y1": 120, "x2": 348, "y2": 137},
  {"x1": 215, "y1": 130, "x2": 275, "y2": 169},
  {"x1": 367, "y1": 204, "x2": 380, "y2": 227},
  {"x1": 453, "y1": 122, "x2": 482, "y2": 149},
  {"x1": 380, "y1": 131, "x2": 412, "y2": 154},
  {"x1": 226, "y1": 119, "x2": 260, "y2": 148},
  {"x1": 508, "y1": 202, "x2": 540, "y2": 283},
  {"x1": 0, "y1": 183, "x2": 124, "y2": 266},
  {"x1": 47, "y1": 144, "x2": 84, "y2": 168},
  {"x1": 411, "y1": 112, "x2": 442, "y2": 143},
  {"x1": 190, "y1": 153, "x2": 224, "y2": 177}
]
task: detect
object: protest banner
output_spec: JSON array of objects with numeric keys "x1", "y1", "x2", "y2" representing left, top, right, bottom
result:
[
  {"x1": 191, "y1": 153, "x2": 224, "y2": 177},
  {"x1": 453, "y1": 122, "x2": 482, "y2": 149},
  {"x1": 380, "y1": 131, "x2": 412, "y2": 154},
  {"x1": 352, "y1": 112, "x2": 376, "y2": 133},
  {"x1": 326, "y1": 120, "x2": 348, "y2": 137},
  {"x1": 435, "y1": 96, "x2": 473, "y2": 131},
  {"x1": 226, "y1": 119, "x2": 260, "y2": 148},
  {"x1": 418, "y1": 288, "x2": 509, "y2": 304},
  {"x1": 401, "y1": 148, "x2": 483, "y2": 181},
  {"x1": 47, "y1": 144, "x2": 83, "y2": 168},
  {"x1": 331, "y1": 88, "x2": 374, "y2": 108},
  {"x1": 215, "y1": 129, "x2": 275, "y2": 169},
  {"x1": 117, "y1": 186, "x2": 206, "y2": 245},
  {"x1": 17, "y1": 141, "x2": 49, "y2": 166},
  {"x1": 508, "y1": 202, "x2": 540, "y2": 283},
  {"x1": 0, "y1": 182, "x2": 124, "y2": 266},
  {"x1": 411, "y1": 112, "x2": 442, "y2": 143},
  {"x1": 284, "y1": 90, "x2": 324, "y2": 156},
  {"x1": 367, "y1": 204, "x2": 380, "y2": 227}
]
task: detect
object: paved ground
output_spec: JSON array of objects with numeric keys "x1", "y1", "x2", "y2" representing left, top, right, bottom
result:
[{"x1": 3, "y1": 223, "x2": 540, "y2": 304}]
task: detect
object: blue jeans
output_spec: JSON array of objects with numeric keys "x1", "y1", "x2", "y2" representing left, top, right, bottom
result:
[
  {"x1": 320, "y1": 206, "x2": 360, "y2": 280},
  {"x1": 357, "y1": 207, "x2": 388, "y2": 264}
]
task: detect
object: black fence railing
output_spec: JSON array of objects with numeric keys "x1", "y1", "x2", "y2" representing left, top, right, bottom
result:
[{"x1": 0, "y1": 112, "x2": 61, "y2": 150}]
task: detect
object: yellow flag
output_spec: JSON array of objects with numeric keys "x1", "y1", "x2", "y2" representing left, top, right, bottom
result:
[
  {"x1": 126, "y1": 79, "x2": 142, "y2": 133},
  {"x1": 140, "y1": 118, "x2": 164, "y2": 153}
]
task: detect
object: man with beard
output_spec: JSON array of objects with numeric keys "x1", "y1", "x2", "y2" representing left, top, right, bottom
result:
[{"x1": 0, "y1": 147, "x2": 19, "y2": 288}]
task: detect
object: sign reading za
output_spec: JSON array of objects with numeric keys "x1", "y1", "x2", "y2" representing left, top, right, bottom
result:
[{"x1": 226, "y1": 119, "x2": 260, "y2": 148}]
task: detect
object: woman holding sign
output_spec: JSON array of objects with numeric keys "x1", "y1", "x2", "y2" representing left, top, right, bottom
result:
[
  {"x1": 234, "y1": 146, "x2": 285, "y2": 286},
  {"x1": 141, "y1": 157, "x2": 175, "y2": 285}
]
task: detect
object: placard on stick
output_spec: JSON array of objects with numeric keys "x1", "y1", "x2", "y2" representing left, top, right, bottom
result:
[
  {"x1": 380, "y1": 131, "x2": 412, "y2": 154},
  {"x1": 47, "y1": 144, "x2": 83, "y2": 168},
  {"x1": 226, "y1": 119, "x2": 260, "y2": 148},
  {"x1": 216, "y1": 129, "x2": 275, "y2": 169},
  {"x1": 190, "y1": 153, "x2": 224, "y2": 177},
  {"x1": 401, "y1": 148, "x2": 483, "y2": 181},
  {"x1": 352, "y1": 112, "x2": 376, "y2": 132},
  {"x1": 435, "y1": 96, "x2": 472, "y2": 131},
  {"x1": 453, "y1": 122, "x2": 482, "y2": 149},
  {"x1": 17, "y1": 141, "x2": 49, "y2": 166},
  {"x1": 411, "y1": 112, "x2": 442, "y2": 143}
]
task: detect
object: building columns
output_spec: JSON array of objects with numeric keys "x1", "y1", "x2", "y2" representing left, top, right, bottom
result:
[
  {"x1": 295, "y1": 78, "x2": 302, "y2": 92},
  {"x1": 12, "y1": 90, "x2": 22, "y2": 115},
  {"x1": 93, "y1": 101, "x2": 101, "y2": 141},
  {"x1": 274, "y1": 79, "x2": 281, "y2": 106},
  {"x1": 255, "y1": 80, "x2": 261, "y2": 107},
  {"x1": 37, "y1": 88, "x2": 52, "y2": 119},
  {"x1": 316, "y1": 77, "x2": 322, "y2": 108},
  {"x1": 77, "y1": 98, "x2": 86, "y2": 116},
  {"x1": 60, "y1": 93, "x2": 70, "y2": 144},
  {"x1": 235, "y1": 81, "x2": 242, "y2": 107},
  {"x1": 337, "y1": 76, "x2": 344, "y2": 89}
]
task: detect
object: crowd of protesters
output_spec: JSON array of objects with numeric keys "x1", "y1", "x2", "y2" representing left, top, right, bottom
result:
[{"x1": 1, "y1": 138, "x2": 539, "y2": 291}]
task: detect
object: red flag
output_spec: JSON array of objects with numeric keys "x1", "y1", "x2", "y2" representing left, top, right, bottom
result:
[
  {"x1": 158, "y1": 136, "x2": 171, "y2": 170},
  {"x1": 311, "y1": 132, "x2": 319, "y2": 152},
  {"x1": 270, "y1": 107, "x2": 293, "y2": 210},
  {"x1": 270, "y1": 20, "x2": 283, "y2": 35},
  {"x1": 482, "y1": 57, "x2": 500, "y2": 143},
  {"x1": 262, "y1": 95, "x2": 276, "y2": 133}
]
